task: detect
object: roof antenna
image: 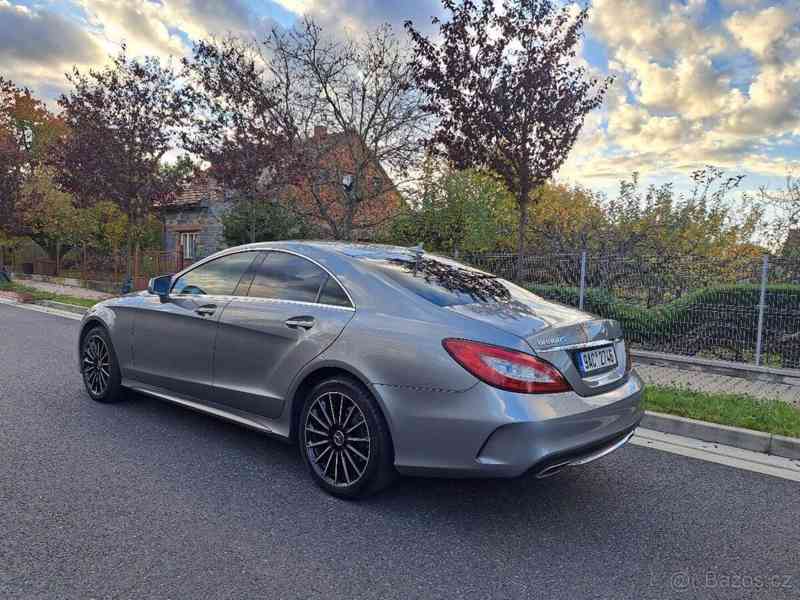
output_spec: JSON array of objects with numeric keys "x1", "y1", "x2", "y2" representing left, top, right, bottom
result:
[{"x1": 411, "y1": 243, "x2": 424, "y2": 276}]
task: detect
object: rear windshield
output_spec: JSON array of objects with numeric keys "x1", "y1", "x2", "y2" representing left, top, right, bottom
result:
[{"x1": 373, "y1": 256, "x2": 512, "y2": 307}]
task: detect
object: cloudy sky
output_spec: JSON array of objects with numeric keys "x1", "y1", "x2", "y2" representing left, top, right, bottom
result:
[{"x1": 1, "y1": 0, "x2": 799, "y2": 197}]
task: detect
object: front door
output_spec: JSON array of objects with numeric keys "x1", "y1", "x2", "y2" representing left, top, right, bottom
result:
[
  {"x1": 213, "y1": 251, "x2": 355, "y2": 419},
  {"x1": 129, "y1": 251, "x2": 257, "y2": 400}
]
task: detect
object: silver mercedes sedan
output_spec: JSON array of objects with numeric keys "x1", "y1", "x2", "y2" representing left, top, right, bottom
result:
[{"x1": 78, "y1": 242, "x2": 643, "y2": 498}]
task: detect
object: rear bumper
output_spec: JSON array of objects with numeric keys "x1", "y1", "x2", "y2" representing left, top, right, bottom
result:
[{"x1": 372, "y1": 370, "x2": 644, "y2": 478}]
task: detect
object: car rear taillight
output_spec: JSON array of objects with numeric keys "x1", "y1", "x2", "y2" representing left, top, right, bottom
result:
[{"x1": 442, "y1": 339, "x2": 571, "y2": 394}]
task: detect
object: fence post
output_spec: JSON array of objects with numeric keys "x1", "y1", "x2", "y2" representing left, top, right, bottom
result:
[
  {"x1": 754, "y1": 254, "x2": 769, "y2": 367},
  {"x1": 578, "y1": 251, "x2": 587, "y2": 311},
  {"x1": 133, "y1": 245, "x2": 140, "y2": 290}
]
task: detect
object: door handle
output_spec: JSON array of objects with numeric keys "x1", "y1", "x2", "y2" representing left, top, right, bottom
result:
[
  {"x1": 195, "y1": 304, "x2": 217, "y2": 317},
  {"x1": 285, "y1": 316, "x2": 315, "y2": 330}
]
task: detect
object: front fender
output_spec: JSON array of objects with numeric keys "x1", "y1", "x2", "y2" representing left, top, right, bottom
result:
[{"x1": 77, "y1": 299, "x2": 137, "y2": 374}]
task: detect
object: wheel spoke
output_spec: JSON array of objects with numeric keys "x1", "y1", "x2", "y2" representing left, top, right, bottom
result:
[
  {"x1": 341, "y1": 405, "x2": 355, "y2": 429},
  {"x1": 348, "y1": 437, "x2": 369, "y2": 443},
  {"x1": 343, "y1": 448, "x2": 360, "y2": 475},
  {"x1": 337, "y1": 393, "x2": 344, "y2": 425},
  {"x1": 318, "y1": 401, "x2": 334, "y2": 428},
  {"x1": 322, "y1": 449, "x2": 334, "y2": 475},
  {"x1": 313, "y1": 445, "x2": 332, "y2": 464},
  {"x1": 347, "y1": 444, "x2": 369, "y2": 462},
  {"x1": 333, "y1": 451, "x2": 339, "y2": 483},
  {"x1": 346, "y1": 420, "x2": 364, "y2": 434},
  {"x1": 306, "y1": 439, "x2": 329, "y2": 449},
  {"x1": 340, "y1": 451, "x2": 351, "y2": 484},
  {"x1": 305, "y1": 425, "x2": 328, "y2": 437},
  {"x1": 326, "y1": 393, "x2": 336, "y2": 426},
  {"x1": 309, "y1": 411, "x2": 329, "y2": 432}
]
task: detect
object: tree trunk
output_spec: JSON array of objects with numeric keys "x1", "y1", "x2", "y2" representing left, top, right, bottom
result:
[{"x1": 515, "y1": 196, "x2": 530, "y2": 282}]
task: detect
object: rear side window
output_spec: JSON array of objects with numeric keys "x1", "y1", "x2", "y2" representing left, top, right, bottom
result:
[
  {"x1": 318, "y1": 276, "x2": 351, "y2": 307},
  {"x1": 247, "y1": 252, "x2": 327, "y2": 303},
  {"x1": 171, "y1": 252, "x2": 256, "y2": 296}
]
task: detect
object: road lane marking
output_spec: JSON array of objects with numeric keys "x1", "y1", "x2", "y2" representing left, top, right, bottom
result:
[{"x1": 633, "y1": 427, "x2": 800, "y2": 482}]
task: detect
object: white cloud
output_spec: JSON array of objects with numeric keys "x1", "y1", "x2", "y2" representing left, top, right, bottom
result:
[
  {"x1": 726, "y1": 6, "x2": 800, "y2": 63},
  {"x1": 79, "y1": 0, "x2": 187, "y2": 60},
  {"x1": 577, "y1": 0, "x2": 800, "y2": 187},
  {"x1": 0, "y1": 1, "x2": 105, "y2": 99},
  {"x1": 591, "y1": 0, "x2": 727, "y2": 63},
  {"x1": 271, "y1": 0, "x2": 442, "y2": 37}
]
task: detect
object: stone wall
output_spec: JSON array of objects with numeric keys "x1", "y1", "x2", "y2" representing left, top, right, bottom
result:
[{"x1": 163, "y1": 194, "x2": 232, "y2": 260}]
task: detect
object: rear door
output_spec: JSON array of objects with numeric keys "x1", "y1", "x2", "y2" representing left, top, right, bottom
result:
[
  {"x1": 129, "y1": 251, "x2": 257, "y2": 400},
  {"x1": 212, "y1": 250, "x2": 355, "y2": 418}
]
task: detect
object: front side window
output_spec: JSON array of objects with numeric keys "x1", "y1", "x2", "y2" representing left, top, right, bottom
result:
[{"x1": 172, "y1": 252, "x2": 256, "y2": 296}]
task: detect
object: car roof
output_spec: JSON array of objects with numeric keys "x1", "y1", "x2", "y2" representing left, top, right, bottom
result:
[{"x1": 230, "y1": 240, "x2": 425, "y2": 263}]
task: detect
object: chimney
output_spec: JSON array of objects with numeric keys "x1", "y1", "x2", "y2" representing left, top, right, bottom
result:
[{"x1": 314, "y1": 125, "x2": 327, "y2": 140}]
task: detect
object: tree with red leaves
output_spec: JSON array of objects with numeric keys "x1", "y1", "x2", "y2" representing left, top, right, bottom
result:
[
  {"x1": 53, "y1": 47, "x2": 194, "y2": 252},
  {"x1": 406, "y1": 0, "x2": 611, "y2": 276}
]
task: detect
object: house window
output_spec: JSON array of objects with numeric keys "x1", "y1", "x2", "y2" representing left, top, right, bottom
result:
[{"x1": 179, "y1": 232, "x2": 199, "y2": 259}]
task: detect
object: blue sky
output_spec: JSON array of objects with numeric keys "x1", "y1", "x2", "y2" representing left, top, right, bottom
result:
[{"x1": 1, "y1": 0, "x2": 798, "y2": 199}]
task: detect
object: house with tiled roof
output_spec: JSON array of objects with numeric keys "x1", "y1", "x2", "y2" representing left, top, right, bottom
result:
[
  {"x1": 158, "y1": 126, "x2": 401, "y2": 261},
  {"x1": 159, "y1": 173, "x2": 231, "y2": 262}
]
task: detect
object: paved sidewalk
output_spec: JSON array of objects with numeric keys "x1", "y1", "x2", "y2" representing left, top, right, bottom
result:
[
  {"x1": 17, "y1": 279, "x2": 111, "y2": 300},
  {"x1": 635, "y1": 363, "x2": 800, "y2": 406}
]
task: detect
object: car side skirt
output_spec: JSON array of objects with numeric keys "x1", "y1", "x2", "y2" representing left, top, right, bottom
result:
[{"x1": 123, "y1": 379, "x2": 292, "y2": 442}]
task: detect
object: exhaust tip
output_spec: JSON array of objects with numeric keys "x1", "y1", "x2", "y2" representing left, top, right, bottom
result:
[{"x1": 535, "y1": 462, "x2": 569, "y2": 479}]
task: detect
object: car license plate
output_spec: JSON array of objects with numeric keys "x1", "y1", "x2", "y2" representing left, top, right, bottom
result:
[{"x1": 578, "y1": 345, "x2": 618, "y2": 374}]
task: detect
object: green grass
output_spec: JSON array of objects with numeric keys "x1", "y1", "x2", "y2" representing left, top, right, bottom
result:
[
  {"x1": 643, "y1": 385, "x2": 800, "y2": 439},
  {"x1": 0, "y1": 282, "x2": 98, "y2": 308}
]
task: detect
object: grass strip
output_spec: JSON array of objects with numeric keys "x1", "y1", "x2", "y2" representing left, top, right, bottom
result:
[
  {"x1": 643, "y1": 385, "x2": 800, "y2": 439},
  {"x1": 0, "y1": 282, "x2": 98, "y2": 309}
]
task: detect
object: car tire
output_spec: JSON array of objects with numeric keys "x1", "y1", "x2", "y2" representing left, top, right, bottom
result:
[
  {"x1": 81, "y1": 326, "x2": 126, "y2": 404},
  {"x1": 299, "y1": 376, "x2": 396, "y2": 499}
]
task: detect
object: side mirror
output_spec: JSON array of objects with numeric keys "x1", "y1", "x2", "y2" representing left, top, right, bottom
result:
[{"x1": 148, "y1": 275, "x2": 173, "y2": 301}]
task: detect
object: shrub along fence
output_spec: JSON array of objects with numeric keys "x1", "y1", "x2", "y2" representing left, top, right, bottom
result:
[{"x1": 458, "y1": 252, "x2": 800, "y2": 370}]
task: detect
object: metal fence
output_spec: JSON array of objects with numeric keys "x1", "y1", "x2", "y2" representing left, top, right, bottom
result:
[
  {"x1": 458, "y1": 251, "x2": 800, "y2": 371},
  {"x1": 4, "y1": 244, "x2": 194, "y2": 294}
]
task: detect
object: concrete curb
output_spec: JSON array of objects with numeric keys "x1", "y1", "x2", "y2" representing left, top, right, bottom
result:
[
  {"x1": 35, "y1": 300, "x2": 89, "y2": 315},
  {"x1": 642, "y1": 411, "x2": 800, "y2": 461}
]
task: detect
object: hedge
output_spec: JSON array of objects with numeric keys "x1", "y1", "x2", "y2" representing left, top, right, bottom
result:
[{"x1": 525, "y1": 284, "x2": 800, "y2": 369}]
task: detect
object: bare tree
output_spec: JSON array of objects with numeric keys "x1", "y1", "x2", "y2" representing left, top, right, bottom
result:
[
  {"x1": 406, "y1": 0, "x2": 612, "y2": 276},
  {"x1": 182, "y1": 37, "x2": 293, "y2": 242},
  {"x1": 184, "y1": 19, "x2": 429, "y2": 241}
]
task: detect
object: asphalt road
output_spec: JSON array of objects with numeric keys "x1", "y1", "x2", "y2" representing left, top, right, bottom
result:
[{"x1": 1, "y1": 303, "x2": 799, "y2": 600}]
